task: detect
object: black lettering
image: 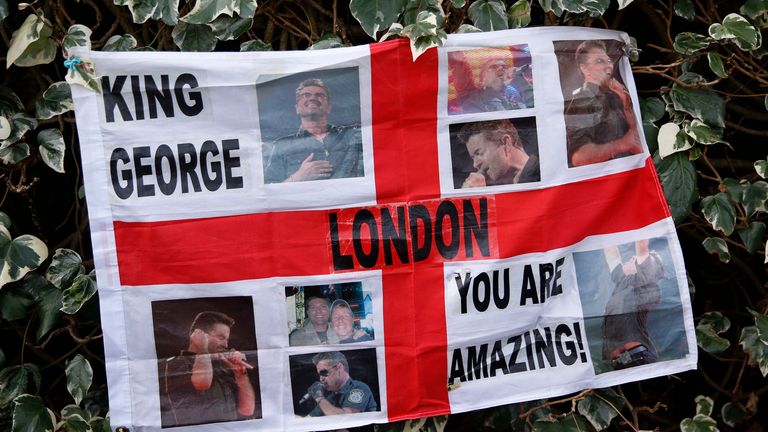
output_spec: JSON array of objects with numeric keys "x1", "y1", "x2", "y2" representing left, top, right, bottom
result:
[
  {"x1": 221, "y1": 139, "x2": 243, "y2": 189},
  {"x1": 352, "y1": 209, "x2": 379, "y2": 268},
  {"x1": 154, "y1": 144, "x2": 177, "y2": 196},
  {"x1": 472, "y1": 271, "x2": 491, "y2": 312},
  {"x1": 489, "y1": 340, "x2": 509, "y2": 377},
  {"x1": 466, "y1": 344, "x2": 488, "y2": 381},
  {"x1": 408, "y1": 204, "x2": 431, "y2": 262},
  {"x1": 506, "y1": 335, "x2": 527, "y2": 373},
  {"x1": 552, "y1": 257, "x2": 565, "y2": 296},
  {"x1": 463, "y1": 198, "x2": 490, "y2": 257},
  {"x1": 520, "y1": 265, "x2": 538, "y2": 305},
  {"x1": 133, "y1": 146, "x2": 154, "y2": 197},
  {"x1": 434, "y1": 201, "x2": 460, "y2": 259},
  {"x1": 539, "y1": 263, "x2": 554, "y2": 302},
  {"x1": 493, "y1": 268, "x2": 510, "y2": 309},
  {"x1": 533, "y1": 327, "x2": 556, "y2": 369},
  {"x1": 329, "y1": 213, "x2": 353, "y2": 271},
  {"x1": 455, "y1": 272, "x2": 472, "y2": 314},
  {"x1": 199, "y1": 140, "x2": 222, "y2": 191},
  {"x1": 109, "y1": 147, "x2": 133, "y2": 199},
  {"x1": 145, "y1": 75, "x2": 174, "y2": 119},
  {"x1": 175, "y1": 73, "x2": 204, "y2": 116},
  {"x1": 102, "y1": 76, "x2": 133, "y2": 123},
  {"x1": 130, "y1": 75, "x2": 145, "y2": 120},
  {"x1": 556, "y1": 323, "x2": 578, "y2": 365},
  {"x1": 381, "y1": 207, "x2": 409, "y2": 265},
  {"x1": 177, "y1": 143, "x2": 202, "y2": 193},
  {"x1": 523, "y1": 331, "x2": 535, "y2": 370},
  {"x1": 448, "y1": 348, "x2": 466, "y2": 385}
]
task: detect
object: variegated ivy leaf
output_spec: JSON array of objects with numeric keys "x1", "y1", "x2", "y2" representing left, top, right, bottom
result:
[
  {"x1": 0, "y1": 116, "x2": 10, "y2": 140},
  {"x1": 658, "y1": 122, "x2": 693, "y2": 158},
  {"x1": 673, "y1": 32, "x2": 711, "y2": 55},
  {"x1": 11, "y1": 394, "x2": 56, "y2": 432},
  {"x1": 740, "y1": 326, "x2": 768, "y2": 375},
  {"x1": 696, "y1": 311, "x2": 731, "y2": 353},
  {"x1": 6, "y1": 13, "x2": 57, "y2": 68},
  {"x1": 455, "y1": 24, "x2": 482, "y2": 33},
  {"x1": 62, "y1": 24, "x2": 92, "y2": 51},
  {"x1": 0, "y1": 225, "x2": 48, "y2": 289},
  {"x1": 508, "y1": 0, "x2": 531, "y2": 28},
  {"x1": 103, "y1": 34, "x2": 138, "y2": 51},
  {"x1": 707, "y1": 52, "x2": 728, "y2": 78},
  {"x1": 576, "y1": 388, "x2": 624, "y2": 431},
  {"x1": 695, "y1": 395, "x2": 715, "y2": 417},
  {"x1": 617, "y1": 0, "x2": 634, "y2": 9},
  {"x1": 450, "y1": 0, "x2": 466, "y2": 7},
  {"x1": 36, "y1": 128, "x2": 65, "y2": 173},
  {"x1": 0, "y1": 0, "x2": 8, "y2": 22},
  {"x1": 685, "y1": 120, "x2": 726, "y2": 145},
  {"x1": 674, "y1": 0, "x2": 695, "y2": 20},
  {"x1": 0, "y1": 212, "x2": 10, "y2": 230},
  {"x1": 742, "y1": 181, "x2": 768, "y2": 216},
  {"x1": 239, "y1": 38, "x2": 272, "y2": 51},
  {"x1": 307, "y1": 34, "x2": 344, "y2": 50},
  {"x1": 1, "y1": 112, "x2": 37, "y2": 146},
  {"x1": 402, "y1": 11, "x2": 446, "y2": 60},
  {"x1": 350, "y1": 0, "x2": 408, "y2": 39},
  {"x1": 0, "y1": 141, "x2": 30, "y2": 165},
  {"x1": 721, "y1": 402, "x2": 749, "y2": 427},
  {"x1": 670, "y1": 83, "x2": 725, "y2": 128},
  {"x1": 35, "y1": 82, "x2": 74, "y2": 120},
  {"x1": 65, "y1": 355, "x2": 93, "y2": 406},
  {"x1": 748, "y1": 308, "x2": 768, "y2": 343},
  {"x1": 60, "y1": 271, "x2": 97, "y2": 314},
  {"x1": 468, "y1": 0, "x2": 508, "y2": 31},
  {"x1": 172, "y1": 21, "x2": 217, "y2": 51},
  {"x1": 66, "y1": 58, "x2": 101, "y2": 93},
  {"x1": 755, "y1": 158, "x2": 768, "y2": 178},
  {"x1": 209, "y1": 14, "x2": 253, "y2": 41},
  {"x1": 402, "y1": 0, "x2": 444, "y2": 27},
  {"x1": 709, "y1": 13, "x2": 762, "y2": 50},
  {"x1": 701, "y1": 192, "x2": 737, "y2": 235},
  {"x1": 702, "y1": 237, "x2": 730, "y2": 263},
  {"x1": 539, "y1": 0, "x2": 565, "y2": 15},
  {"x1": 46, "y1": 249, "x2": 84, "y2": 290},
  {"x1": 738, "y1": 221, "x2": 765, "y2": 254},
  {"x1": 181, "y1": 0, "x2": 257, "y2": 25},
  {"x1": 379, "y1": 23, "x2": 404, "y2": 42},
  {"x1": 0, "y1": 86, "x2": 24, "y2": 118},
  {"x1": 562, "y1": 0, "x2": 610, "y2": 16},
  {"x1": 741, "y1": 0, "x2": 768, "y2": 19},
  {"x1": 116, "y1": 0, "x2": 180, "y2": 25}
]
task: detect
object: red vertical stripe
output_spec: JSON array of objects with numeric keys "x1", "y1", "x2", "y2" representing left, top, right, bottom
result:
[{"x1": 370, "y1": 40, "x2": 451, "y2": 419}]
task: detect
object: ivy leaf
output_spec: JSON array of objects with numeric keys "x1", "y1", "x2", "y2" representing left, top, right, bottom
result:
[
  {"x1": 0, "y1": 226, "x2": 48, "y2": 289},
  {"x1": 749, "y1": 308, "x2": 768, "y2": 343},
  {"x1": 59, "y1": 414, "x2": 89, "y2": 432},
  {"x1": 402, "y1": 0, "x2": 445, "y2": 27},
  {"x1": 455, "y1": 23, "x2": 482, "y2": 33},
  {"x1": 0, "y1": 0, "x2": 7, "y2": 22},
  {"x1": 707, "y1": 52, "x2": 728, "y2": 78},
  {"x1": 0, "y1": 142, "x2": 30, "y2": 165},
  {"x1": 0, "y1": 116, "x2": 10, "y2": 141},
  {"x1": 755, "y1": 158, "x2": 768, "y2": 178},
  {"x1": 11, "y1": 394, "x2": 55, "y2": 432},
  {"x1": 90, "y1": 417, "x2": 111, "y2": 432},
  {"x1": 562, "y1": 0, "x2": 609, "y2": 16},
  {"x1": 617, "y1": 0, "x2": 634, "y2": 9},
  {"x1": 738, "y1": 222, "x2": 766, "y2": 254},
  {"x1": 702, "y1": 237, "x2": 730, "y2": 263},
  {"x1": 670, "y1": 84, "x2": 725, "y2": 128},
  {"x1": 641, "y1": 97, "x2": 665, "y2": 122},
  {"x1": 35, "y1": 82, "x2": 74, "y2": 120},
  {"x1": 577, "y1": 388, "x2": 623, "y2": 430},
  {"x1": 534, "y1": 413, "x2": 590, "y2": 431},
  {"x1": 0, "y1": 212, "x2": 10, "y2": 229},
  {"x1": 24, "y1": 274, "x2": 63, "y2": 341},
  {"x1": 62, "y1": 24, "x2": 92, "y2": 51},
  {"x1": 209, "y1": 14, "x2": 253, "y2": 41},
  {"x1": 103, "y1": 34, "x2": 138, "y2": 51},
  {"x1": 674, "y1": 0, "x2": 695, "y2": 20},
  {"x1": 696, "y1": 312, "x2": 731, "y2": 353},
  {"x1": 451, "y1": 0, "x2": 466, "y2": 7},
  {"x1": 685, "y1": 120, "x2": 725, "y2": 145},
  {"x1": 709, "y1": 13, "x2": 762, "y2": 50},
  {"x1": 0, "y1": 282, "x2": 35, "y2": 321},
  {"x1": 740, "y1": 326, "x2": 768, "y2": 376},
  {"x1": 61, "y1": 404, "x2": 90, "y2": 422},
  {"x1": 673, "y1": 32, "x2": 710, "y2": 55},
  {"x1": 117, "y1": 0, "x2": 180, "y2": 25},
  {"x1": 172, "y1": 21, "x2": 217, "y2": 51},
  {"x1": 2, "y1": 112, "x2": 37, "y2": 147},
  {"x1": 741, "y1": 0, "x2": 768, "y2": 19},
  {"x1": 6, "y1": 13, "x2": 57, "y2": 68},
  {"x1": 402, "y1": 11, "x2": 445, "y2": 60},
  {"x1": 307, "y1": 34, "x2": 345, "y2": 50},
  {"x1": 0, "y1": 364, "x2": 41, "y2": 405},
  {"x1": 742, "y1": 181, "x2": 768, "y2": 215},
  {"x1": 701, "y1": 192, "x2": 736, "y2": 235},
  {"x1": 65, "y1": 355, "x2": 93, "y2": 406},
  {"x1": 468, "y1": 0, "x2": 508, "y2": 31},
  {"x1": 655, "y1": 151, "x2": 697, "y2": 222},
  {"x1": 507, "y1": 0, "x2": 531, "y2": 28},
  {"x1": 349, "y1": 0, "x2": 407, "y2": 38},
  {"x1": 65, "y1": 58, "x2": 101, "y2": 93},
  {"x1": 60, "y1": 271, "x2": 97, "y2": 315},
  {"x1": 0, "y1": 86, "x2": 24, "y2": 118},
  {"x1": 182, "y1": 0, "x2": 255, "y2": 24},
  {"x1": 658, "y1": 122, "x2": 693, "y2": 158},
  {"x1": 36, "y1": 128, "x2": 66, "y2": 173},
  {"x1": 239, "y1": 38, "x2": 272, "y2": 51},
  {"x1": 539, "y1": 0, "x2": 565, "y2": 16},
  {"x1": 46, "y1": 249, "x2": 85, "y2": 290},
  {"x1": 721, "y1": 402, "x2": 748, "y2": 428}
]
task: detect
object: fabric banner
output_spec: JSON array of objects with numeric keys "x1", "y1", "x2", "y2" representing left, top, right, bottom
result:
[{"x1": 70, "y1": 27, "x2": 697, "y2": 432}]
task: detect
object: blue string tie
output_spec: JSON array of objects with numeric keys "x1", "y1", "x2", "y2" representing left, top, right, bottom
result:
[{"x1": 64, "y1": 57, "x2": 82, "y2": 71}]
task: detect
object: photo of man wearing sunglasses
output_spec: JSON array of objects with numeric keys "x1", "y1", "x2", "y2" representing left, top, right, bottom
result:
[{"x1": 299, "y1": 351, "x2": 378, "y2": 417}]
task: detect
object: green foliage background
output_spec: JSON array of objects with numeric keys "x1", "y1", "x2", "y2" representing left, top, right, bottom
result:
[{"x1": 1, "y1": 0, "x2": 768, "y2": 431}]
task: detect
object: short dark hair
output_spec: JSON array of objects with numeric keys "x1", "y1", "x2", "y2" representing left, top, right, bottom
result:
[
  {"x1": 575, "y1": 40, "x2": 608, "y2": 65},
  {"x1": 312, "y1": 351, "x2": 349, "y2": 372},
  {"x1": 189, "y1": 311, "x2": 234, "y2": 334},
  {"x1": 458, "y1": 120, "x2": 521, "y2": 149},
  {"x1": 295, "y1": 78, "x2": 330, "y2": 100}
]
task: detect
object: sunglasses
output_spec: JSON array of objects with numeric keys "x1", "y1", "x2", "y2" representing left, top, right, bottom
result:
[{"x1": 317, "y1": 363, "x2": 339, "y2": 377}]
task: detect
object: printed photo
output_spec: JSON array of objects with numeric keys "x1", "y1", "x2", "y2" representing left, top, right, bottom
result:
[
  {"x1": 447, "y1": 45, "x2": 534, "y2": 115},
  {"x1": 573, "y1": 237, "x2": 689, "y2": 374},
  {"x1": 256, "y1": 67, "x2": 364, "y2": 183},
  {"x1": 289, "y1": 348, "x2": 380, "y2": 417},
  {"x1": 554, "y1": 39, "x2": 643, "y2": 167},
  {"x1": 449, "y1": 117, "x2": 540, "y2": 189},
  {"x1": 152, "y1": 296, "x2": 262, "y2": 428},
  {"x1": 286, "y1": 282, "x2": 375, "y2": 347}
]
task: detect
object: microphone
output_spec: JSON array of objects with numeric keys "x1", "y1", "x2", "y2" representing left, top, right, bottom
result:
[{"x1": 298, "y1": 392, "x2": 313, "y2": 405}]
